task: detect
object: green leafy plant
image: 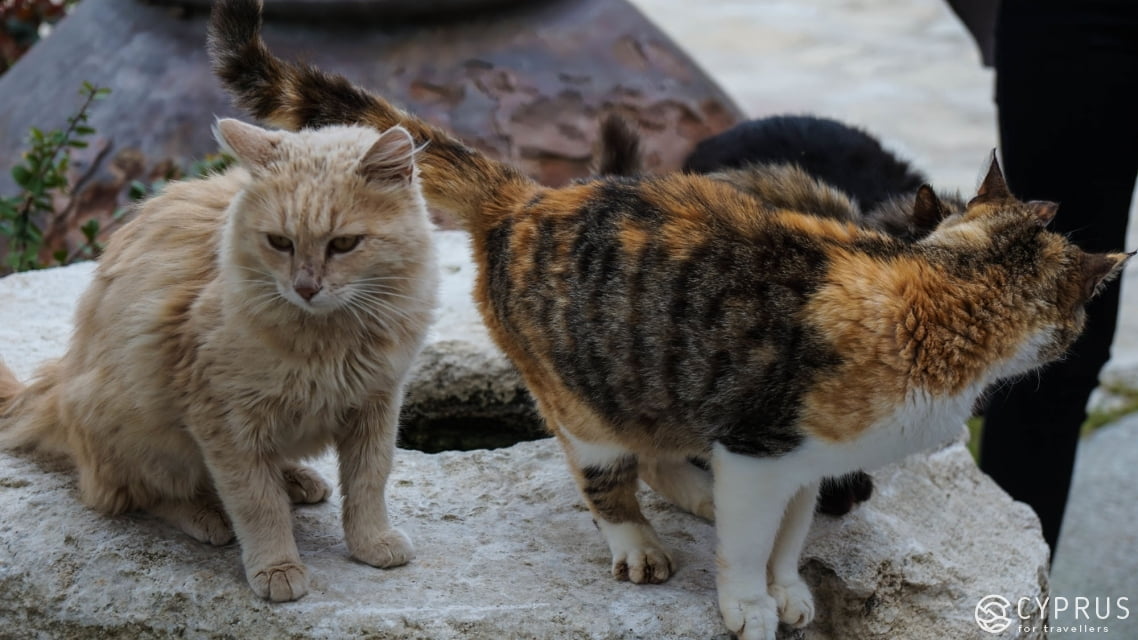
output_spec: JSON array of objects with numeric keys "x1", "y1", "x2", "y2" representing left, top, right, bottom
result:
[
  {"x1": 188, "y1": 152, "x2": 235, "y2": 179},
  {"x1": 1, "y1": 83, "x2": 236, "y2": 274},
  {"x1": 1083, "y1": 382, "x2": 1138, "y2": 434},
  {"x1": 0, "y1": 81, "x2": 109, "y2": 272}
]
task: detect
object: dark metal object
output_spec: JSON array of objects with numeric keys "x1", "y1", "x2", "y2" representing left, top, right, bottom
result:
[{"x1": 0, "y1": 0, "x2": 743, "y2": 232}]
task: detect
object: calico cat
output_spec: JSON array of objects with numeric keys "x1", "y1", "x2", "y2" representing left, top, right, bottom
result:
[
  {"x1": 0, "y1": 118, "x2": 438, "y2": 602},
  {"x1": 598, "y1": 114, "x2": 921, "y2": 515},
  {"x1": 209, "y1": 2, "x2": 1131, "y2": 637}
]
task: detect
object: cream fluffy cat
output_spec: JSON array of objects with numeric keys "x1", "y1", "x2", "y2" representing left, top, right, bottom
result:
[{"x1": 0, "y1": 119, "x2": 438, "y2": 601}]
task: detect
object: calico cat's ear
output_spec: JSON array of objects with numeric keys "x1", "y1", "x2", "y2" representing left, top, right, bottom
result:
[
  {"x1": 1081, "y1": 251, "x2": 1134, "y2": 300},
  {"x1": 359, "y1": 126, "x2": 417, "y2": 186},
  {"x1": 912, "y1": 184, "x2": 948, "y2": 229},
  {"x1": 1027, "y1": 200, "x2": 1059, "y2": 227},
  {"x1": 968, "y1": 152, "x2": 1012, "y2": 206},
  {"x1": 213, "y1": 118, "x2": 282, "y2": 170}
]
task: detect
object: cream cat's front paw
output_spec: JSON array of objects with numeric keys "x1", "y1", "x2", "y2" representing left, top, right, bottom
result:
[
  {"x1": 249, "y1": 561, "x2": 309, "y2": 602},
  {"x1": 718, "y1": 588, "x2": 780, "y2": 640},
  {"x1": 150, "y1": 499, "x2": 234, "y2": 546},
  {"x1": 770, "y1": 578, "x2": 814, "y2": 628},
  {"x1": 348, "y1": 528, "x2": 414, "y2": 568},
  {"x1": 282, "y1": 465, "x2": 331, "y2": 504},
  {"x1": 187, "y1": 505, "x2": 235, "y2": 546}
]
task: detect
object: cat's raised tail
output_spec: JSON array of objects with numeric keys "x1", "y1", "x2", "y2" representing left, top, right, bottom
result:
[
  {"x1": 208, "y1": 0, "x2": 537, "y2": 232},
  {"x1": 595, "y1": 113, "x2": 643, "y2": 177},
  {"x1": 0, "y1": 360, "x2": 66, "y2": 456}
]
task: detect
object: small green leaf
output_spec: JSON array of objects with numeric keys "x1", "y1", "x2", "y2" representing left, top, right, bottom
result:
[
  {"x1": 11, "y1": 164, "x2": 32, "y2": 188},
  {"x1": 128, "y1": 180, "x2": 150, "y2": 201},
  {"x1": 81, "y1": 219, "x2": 100, "y2": 242},
  {"x1": 75, "y1": 125, "x2": 96, "y2": 136},
  {"x1": 53, "y1": 249, "x2": 69, "y2": 264},
  {"x1": 67, "y1": 139, "x2": 88, "y2": 149}
]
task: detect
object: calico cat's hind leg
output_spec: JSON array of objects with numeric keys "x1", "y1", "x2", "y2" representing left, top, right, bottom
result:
[
  {"x1": 638, "y1": 455, "x2": 715, "y2": 520},
  {"x1": 558, "y1": 429, "x2": 674, "y2": 584},
  {"x1": 149, "y1": 497, "x2": 235, "y2": 546},
  {"x1": 281, "y1": 463, "x2": 331, "y2": 505}
]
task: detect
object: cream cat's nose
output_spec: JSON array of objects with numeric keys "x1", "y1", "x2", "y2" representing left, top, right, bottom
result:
[
  {"x1": 293, "y1": 268, "x2": 322, "y2": 301},
  {"x1": 294, "y1": 283, "x2": 321, "y2": 301}
]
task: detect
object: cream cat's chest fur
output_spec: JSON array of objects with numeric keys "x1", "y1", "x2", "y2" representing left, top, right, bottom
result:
[{"x1": 182, "y1": 284, "x2": 428, "y2": 456}]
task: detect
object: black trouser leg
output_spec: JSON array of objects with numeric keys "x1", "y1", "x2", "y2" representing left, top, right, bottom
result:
[{"x1": 980, "y1": 0, "x2": 1138, "y2": 551}]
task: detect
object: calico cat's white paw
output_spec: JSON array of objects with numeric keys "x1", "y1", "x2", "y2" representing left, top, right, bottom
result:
[
  {"x1": 612, "y1": 544, "x2": 673, "y2": 584},
  {"x1": 282, "y1": 465, "x2": 331, "y2": 504},
  {"x1": 249, "y1": 561, "x2": 309, "y2": 602},
  {"x1": 718, "y1": 589, "x2": 779, "y2": 640},
  {"x1": 349, "y1": 528, "x2": 415, "y2": 568},
  {"x1": 770, "y1": 578, "x2": 814, "y2": 628},
  {"x1": 599, "y1": 521, "x2": 674, "y2": 584}
]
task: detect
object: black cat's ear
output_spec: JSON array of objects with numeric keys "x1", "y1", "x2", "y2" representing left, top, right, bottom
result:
[
  {"x1": 1081, "y1": 251, "x2": 1134, "y2": 300},
  {"x1": 912, "y1": 184, "x2": 948, "y2": 229},
  {"x1": 1028, "y1": 200, "x2": 1059, "y2": 227},
  {"x1": 968, "y1": 151, "x2": 1012, "y2": 206},
  {"x1": 359, "y1": 125, "x2": 417, "y2": 185},
  {"x1": 213, "y1": 118, "x2": 282, "y2": 171}
]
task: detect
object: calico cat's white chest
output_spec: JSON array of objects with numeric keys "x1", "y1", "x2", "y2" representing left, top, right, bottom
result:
[{"x1": 807, "y1": 388, "x2": 977, "y2": 476}]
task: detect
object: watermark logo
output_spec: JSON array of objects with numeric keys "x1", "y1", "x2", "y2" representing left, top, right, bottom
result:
[
  {"x1": 975, "y1": 594, "x2": 1013, "y2": 634},
  {"x1": 974, "y1": 594, "x2": 1129, "y2": 635}
]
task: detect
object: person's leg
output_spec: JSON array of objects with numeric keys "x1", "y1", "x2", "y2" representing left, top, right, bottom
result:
[{"x1": 981, "y1": 0, "x2": 1138, "y2": 551}]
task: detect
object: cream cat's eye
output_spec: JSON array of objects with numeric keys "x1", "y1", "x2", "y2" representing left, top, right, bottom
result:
[
  {"x1": 266, "y1": 234, "x2": 293, "y2": 253},
  {"x1": 328, "y1": 235, "x2": 363, "y2": 255}
]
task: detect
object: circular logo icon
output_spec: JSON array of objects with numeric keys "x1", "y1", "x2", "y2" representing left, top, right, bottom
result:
[{"x1": 975, "y1": 594, "x2": 1013, "y2": 634}]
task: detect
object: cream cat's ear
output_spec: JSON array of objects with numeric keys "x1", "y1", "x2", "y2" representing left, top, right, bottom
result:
[
  {"x1": 359, "y1": 126, "x2": 417, "y2": 186},
  {"x1": 213, "y1": 118, "x2": 283, "y2": 171}
]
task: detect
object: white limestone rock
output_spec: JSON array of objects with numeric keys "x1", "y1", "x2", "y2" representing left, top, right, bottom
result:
[{"x1": 0, "y1": 231, "x2": 1049, "y2": 639}]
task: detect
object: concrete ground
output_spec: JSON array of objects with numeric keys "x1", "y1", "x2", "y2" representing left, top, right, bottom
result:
[{"x1": 628, "y1": 0, "x2": 1138, "y2": 636}]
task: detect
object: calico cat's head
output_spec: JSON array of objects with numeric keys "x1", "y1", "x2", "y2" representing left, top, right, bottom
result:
[
  {"x1": 924, "y1": 157, "x2": 1132, "y2": 374},
  {"x1": 214, "y1": 119, "x2": 431, "y2": 317}
]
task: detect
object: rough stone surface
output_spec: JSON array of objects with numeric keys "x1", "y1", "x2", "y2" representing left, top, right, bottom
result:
[
  {"x1": 1, "y1": 232, "x2": 1050, "y2": 639},
  {"x1": 1050, "y1": 415, "x2": 1138, "y2": 639},
  {"x1": 400, "y1": 233, "x2": 543, "y2": 451}
]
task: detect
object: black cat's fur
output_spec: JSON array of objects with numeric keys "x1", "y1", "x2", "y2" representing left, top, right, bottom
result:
[{"x1": 684, "y1": 114, "x2": 927, "y2": 212}]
